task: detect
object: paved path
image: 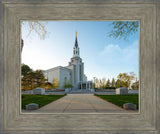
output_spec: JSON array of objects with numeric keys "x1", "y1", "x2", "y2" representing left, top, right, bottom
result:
[{"x1": 23, "y1": 94, "x2": 137, "y2": 113}]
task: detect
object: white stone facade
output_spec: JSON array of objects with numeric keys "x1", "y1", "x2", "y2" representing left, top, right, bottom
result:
[
  {"x1": 44, "y1": 66, "x2": 71, "y2": 88},
  {"x1": 43, "y1": 32, "x2": 92, "y2": 89}
]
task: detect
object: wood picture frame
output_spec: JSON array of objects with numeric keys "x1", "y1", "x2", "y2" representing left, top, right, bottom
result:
[{"x1": 1, "y1": 0, "x2": 159, "y2": 133}]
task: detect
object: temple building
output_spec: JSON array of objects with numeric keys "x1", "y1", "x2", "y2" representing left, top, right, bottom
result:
[{"x1": 43, "y1": 32, "x2": 92, "y2": 90}]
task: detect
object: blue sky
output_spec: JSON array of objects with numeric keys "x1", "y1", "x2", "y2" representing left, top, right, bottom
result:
[{"x1": 21, "y1": 21, "x2": 139, "y2": 81}]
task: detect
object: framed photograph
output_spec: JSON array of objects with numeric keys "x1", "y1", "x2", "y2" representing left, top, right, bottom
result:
[
  {"x1": 21, "y1": 20, "x2": 139, "y2": 114},
  {"x1": 1, "y1": 0, "x2": 159, "y2": 133}
]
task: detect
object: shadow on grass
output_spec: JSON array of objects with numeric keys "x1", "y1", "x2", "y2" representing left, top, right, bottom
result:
[
  {"x1": 95, "y1": 94, "x2": 139, "y2": 109},
  {"x1": 22, "y1": 94, "x2": 66, "y2": 109}
]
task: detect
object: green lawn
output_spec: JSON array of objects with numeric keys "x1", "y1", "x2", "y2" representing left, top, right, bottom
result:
[
  {"x1": 22, "y1": 94, "x2": 65, "y2": 109},
  {"x1": 95, "y1": 94, "x2": 139, "y2": 109}
]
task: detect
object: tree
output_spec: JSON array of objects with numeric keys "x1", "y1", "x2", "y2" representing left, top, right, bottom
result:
[
  {"x1": 117, "y1": 73, "x2": 129, "y2": 87},
  {"x1": 45, "y1": 82, "x2": 52, "y2": 89},
  {"x1": 117, "y1": 72, "x2": 136, "y2": 88},
  {"x1": 111, "y1": 78, "x2": 116, "y2": 87},
  {"x1": 94, "y1": 77, "x2": 100, "y2": 89},
  {"x1": 22, "y1": 21, "x2": 48, "y2": 40},
  {"x1": 105, "y1": 79, "x2": 111, "y2": 88},
  {"x1": 131, "y1": 79, "x2": 139, "y2": 89},
  {"x1": 115, "y1": 79, "x2": 121, "y2": 88},
  {"x1": 34, "y1": 70, "x2": 46, "y2": 88},
  {"x1": 99, "y1": 79, "x2": 102, "y2": 89},
  {"x1": 128, "y1": 72, "x2": 136, "y2": 89},
  {"x1": 117, "y1": 73, "x2": 128, "y2": 82},
  {"x1": 21, "y1": 69, "x2": 46, "y2": 91},
  {"x1": 101, "y1": 77, "x2": 106, "y2": 89},
  {"x1": 52, "y1": 78, "x2": 60, "y2": 89},
  {"x1": 21, "y1": 21, "x2": 48, "y2": 51},
  {"x1": 109, "y1": 21, "x2": 139, "y2": 40},
  {"x1": 21, "y1": 64, "x2": 32, "y2": 77}
]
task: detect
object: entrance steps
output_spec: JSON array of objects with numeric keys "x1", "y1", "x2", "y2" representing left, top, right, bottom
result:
[{"x1": 67, "y1": 89, "x2": 93, "y2": 94}]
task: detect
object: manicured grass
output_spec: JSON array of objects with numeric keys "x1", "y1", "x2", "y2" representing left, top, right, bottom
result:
[
  {"x1": 22, "y1": 94, "x2": 65, "y2": 109},
  {"x1": 95, "y1": 94, "x2": 139, "y2": 109}
]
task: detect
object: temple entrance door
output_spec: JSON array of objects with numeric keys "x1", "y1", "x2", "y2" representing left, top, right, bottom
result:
[{"x1": 82, "y1": 83, "x2": 87, "y2": 89}]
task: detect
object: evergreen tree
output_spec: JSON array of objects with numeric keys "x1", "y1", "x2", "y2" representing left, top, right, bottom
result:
[
  {"x1": 21, "y1": 64, "x2": 32, "y2": 77},
  {"x1": 34, "y1": 70, "x2": 46, "y2": 88},
  {"x1": 21, "y1": 69, "x2": 46, "y2": 91},
  {"x1": 106, "y1": 79, "x2": 111, "y2": 88},
  {"x1": 111, "y1": 78, "x2": 116, "y2": 87},
  {"x1": 115, "y1": 79, "x2": 121, "y2": 88}
]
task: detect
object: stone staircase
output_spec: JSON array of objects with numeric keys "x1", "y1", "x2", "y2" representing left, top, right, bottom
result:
[{"x1": 67, "y1": 89, "x2": 93, "y2": 94}]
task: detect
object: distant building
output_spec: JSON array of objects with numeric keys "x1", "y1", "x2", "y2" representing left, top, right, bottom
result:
[{"x1": 43, "y1": 32, "x2": 92, "y2": 90}]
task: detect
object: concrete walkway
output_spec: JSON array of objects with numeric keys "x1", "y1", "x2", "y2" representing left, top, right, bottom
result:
[{"x1": 23, "y1": 94, "x2": 137, "y2": 113}]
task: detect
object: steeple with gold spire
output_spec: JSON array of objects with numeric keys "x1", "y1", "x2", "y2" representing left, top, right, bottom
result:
[
  {"x1": 73, "y1": 31, "x2": 80, "y2": 57},
  {"x1": 75, "y1": 31, "x2": 78, "y2": 47}
]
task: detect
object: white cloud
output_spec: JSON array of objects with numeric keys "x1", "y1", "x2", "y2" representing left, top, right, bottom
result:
[
  {"x1": 100, "y1": 40, "x2": 138, "y2": 64},
  {"x1": 92, "y1": 40, "x2": 139, "y2": 79}
]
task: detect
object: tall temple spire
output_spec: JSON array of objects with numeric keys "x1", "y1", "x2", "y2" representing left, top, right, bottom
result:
[
  {"x1": 73, "y1": 31, "x2": 80, "y2": 57},
  {"x1": 75, "y1": 31, "x2": 78, "y2": 47}
]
